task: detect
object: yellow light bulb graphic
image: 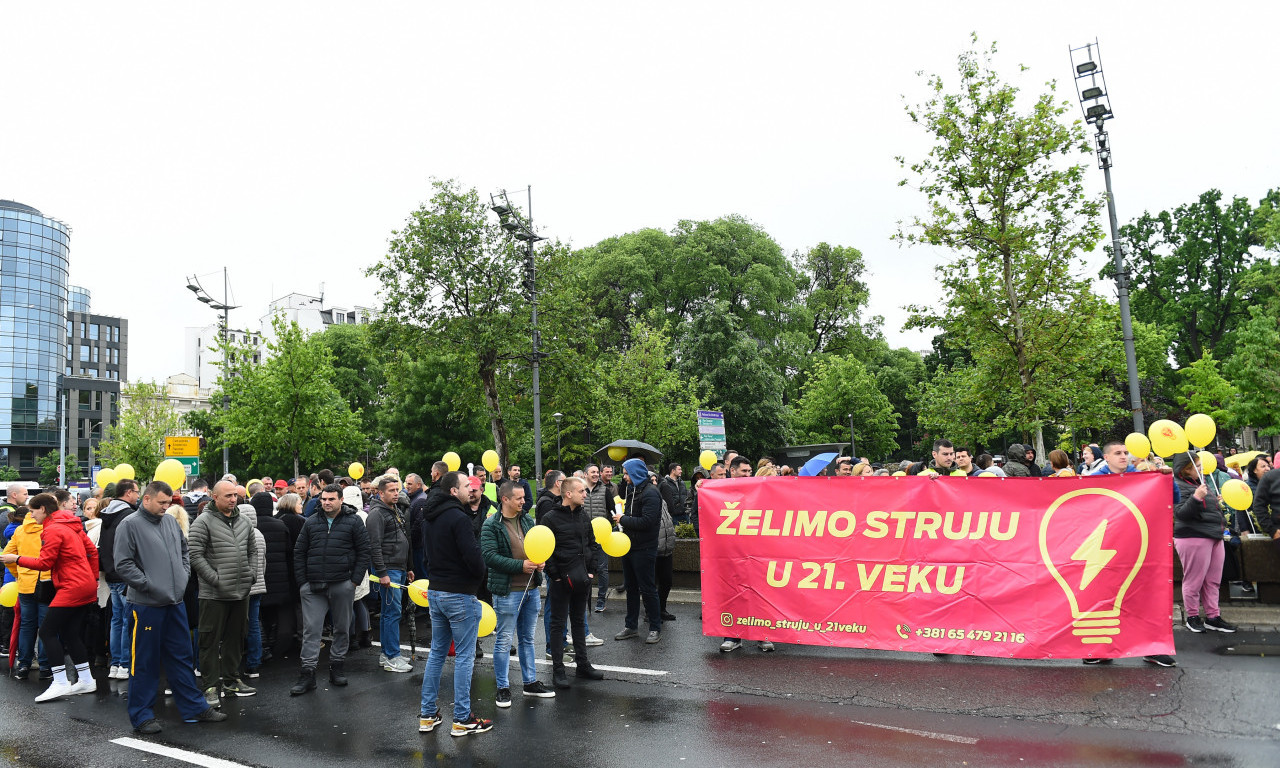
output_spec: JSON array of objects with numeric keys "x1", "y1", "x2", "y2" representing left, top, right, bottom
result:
[{"x1": 1039, "y1": 488, "x2": 1150, "y2": 645}]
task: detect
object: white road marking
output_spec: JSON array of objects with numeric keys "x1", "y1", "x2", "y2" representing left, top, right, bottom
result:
[
  {"x1": 371, "y1": 641, "x2": 669, "y2": 676},
  {"x1": 112, "y1": 737, "x2": 252, "y2": 768},
  {"x1": 851, "y1": 720, "x2": 979, "y2": 745}
]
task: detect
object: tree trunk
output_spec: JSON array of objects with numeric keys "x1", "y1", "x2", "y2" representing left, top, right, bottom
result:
[
  {"x1": 479, "y1": 360, "x2": 509, "y2": 466},
  {"x1": 293, "y1": 452, "x2": 300, "y2": 483},
  {"x1": 1033, "y1": 424, "x2": 1046, "y2": 469}
]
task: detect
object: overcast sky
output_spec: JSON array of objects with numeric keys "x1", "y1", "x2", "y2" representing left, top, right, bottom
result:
[{"x1": 4, "y1": 1, "x2": 1277, "y2": 385}]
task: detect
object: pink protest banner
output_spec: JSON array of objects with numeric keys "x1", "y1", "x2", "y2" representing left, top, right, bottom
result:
[{"x1": 698, "y1": 473, "x2": 1174, "y2": 659}]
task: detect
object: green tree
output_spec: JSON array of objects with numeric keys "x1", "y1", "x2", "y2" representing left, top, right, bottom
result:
[
  {"x1": 794, "y1": 355, "x2": 899, "y2": 458},
  {"x1": 677, "y1": 302, "x2": 792, "y2": 460},
  {"x1": 220, "y1": 314, "x2": 362, "y2": 479},
  {"x1": 369, "y1": 179, "x2": 527, "y2": 464},
  {"x1": 1113, "y1": 189, "x2": 1268, "y2": 367},
  {"x1": 377, "y1": 350, "x2": 493, "y2": 473},
  {"x1": 1227, "y1": 306, "x2": 1280, "y2": 436},
  {"x1": 97, "y1": 380, "x2": 182, "y2": 481},
  {"x1": 0, "y1": 465, "x2": 18, "y2": 482},
  {"x1": 584, "y1": 324, "x2": 704, "y2": 458},
  {"x1": 863, "y1": 343, "x2": 926, "y2": 459},
  {"x1": 318, "y1": 322, "x2": 385, "y2": 464},
  {"x1": 1176, "y1": 352, "x2": 1237, "y2": 428},
  {"x1": 896, "y1": 37, "x2": 1108, "y2": 459},
  {"x1": 795, "y1": 242, "x2": 872, "y2": 356},
  {"x1": 37, "y1": 449, "x2": 64, "y2": 486}
]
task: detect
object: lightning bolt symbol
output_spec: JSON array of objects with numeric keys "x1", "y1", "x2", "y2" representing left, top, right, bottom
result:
[{"x1": 1071, "y1": 520, "x2": 1116, "y2": 590}]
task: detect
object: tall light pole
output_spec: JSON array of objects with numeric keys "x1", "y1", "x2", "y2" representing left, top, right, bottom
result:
[
  {"x1": 847, "y1": 413, "x2": 857, "y2": 459},
  {"x1": 553, "y1": 412, "x2": 563, "y2": 471},
  {"x1": 1071, "y1": 40, "x2": 1144, "y2": 433},
  {"x1": 490, "y1": 187, "x2": 549, "y2": 484},
  {"x1": 187, "y1": 268, "x2": 240, "y2": 477}
]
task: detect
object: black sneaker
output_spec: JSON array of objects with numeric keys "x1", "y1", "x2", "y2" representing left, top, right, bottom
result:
[
  {"x1": 1143, "y1": 654, "x2": 1177, "y2": 667},
  {"x1": 1082, "y1": 658, "x2": 1113, "y2": 665},
  {"x1": 185, "y1": 707, "x2": 228, "y2": 724},
  {"x1": 495, "y1": 688, "x2": 512, "y2": 708},
  {"x1": 1185, "y1": 615, "x2": 1205, "y2": 633},
  {"x1": 222, "y1": 678, "x2": 257, "y2": 697},
  {"x1": 134, "y1": 719, "x2": 162, "y2": 734},
  {"x1": 451, "y1": 716, "x2": 493, "y2": 737},
  {"x1": 1204, "y1": 616, "x2": 1238, "y2": 633},
  {"x1": 245, "y1": 667, "x2": 260, "y2": 678},
  {"x1": 38, "y1": 668, "x2": 53, "y2": 681},
  {"x1": 12, "y1": 664, "x2": 30, "y2": 680},
  {"x1": 522, "y1": 680, "x2": 556, "y2": 698}
]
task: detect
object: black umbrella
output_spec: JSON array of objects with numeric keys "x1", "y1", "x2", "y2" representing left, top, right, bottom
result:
[{"x1": 594, "y1": 439, "x2": 663, "y2": 465}]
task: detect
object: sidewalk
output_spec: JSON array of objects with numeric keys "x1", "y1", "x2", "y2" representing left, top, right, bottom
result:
[{"x1": 655, "y1": 589, "x2": 1280, "y2": 632}]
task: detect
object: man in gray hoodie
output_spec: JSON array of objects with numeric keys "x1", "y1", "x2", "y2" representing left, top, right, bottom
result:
[
  {"x1": 113, "y1": 481, "x2": 226, "y2": 735},
  {"x1": 366, "y1": 474, "x2": 414, "y2": 672}
]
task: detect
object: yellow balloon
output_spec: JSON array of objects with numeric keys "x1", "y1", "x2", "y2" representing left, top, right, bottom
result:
[
  {"x1": 699, "y1": 450, "x2": 716, "y2": 470},
  {"x1": 348, "y1": 462, "x2": 365, "y2": 480},
  {"x1": 591, "y1": 516, "x2": 613, "y2": 542},
  {"x1": 1148, "y1": 419, "x2": 1188, "y2": 458},
  {"x1": 1197, "y1": 450, "x2": 1217, "y2": 476},
  {"x1": 442, "y1": 452, "x2": 461, "y2": 472},
  {"x1": 482, "y1": 450, "x2": 500, "y2": 473},
  {"x1": 478, "y1": 601, "x2": 497, "y2": 638},
  {"x1": 1124, "y1": 432, "x2": 1151, "y2": 460},
  {"x1": 0, "y1": 581, "x2": 17, "y2": 608},
  {"x1": 607, "y1": 446, "x2": 628, "y2": 462},
  {"x1": 407, "y1": 578, "x2": 430, "y2": 608},
  {"x1": 1184, "y1": 413, "x2": 1216, "y2": 448},
  {"x1": 601, "y1": 531, "x2": 631, "y2": 557},
  {"x1": 155, "y1": 458, "x2": 186, "y2": 490},
  {"x1": 891, "y1": 471, "x2": 907, "y2": 477},
  {"x1": 1221, "y1": 479, "x2": 1253, "y2": 511},
  {"x1": 95, "y1": 468, "x2": 118, "y2": 488},
  {"x1": 524, "y1": 525, "x2": 555, "y2": 564},
  {"x1": 114, "y1": 463, "x2": 135, "y2": 480}
]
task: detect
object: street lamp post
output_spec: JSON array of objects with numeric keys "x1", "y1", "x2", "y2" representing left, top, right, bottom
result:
[
  {"x1": 186, "y1": 268, "x2": 240, "y2": 478},
  {"x1": 847, "y1": 413, "x2": 857, "y2": 460},
  {"x1": 1070, "y1": 40, "x2": 1144, "y2": 434},
  {"x1": 490, "y1": 186, "x2": 549, "y2": 484},
  {"x1": 553, "y1": 412, "x2": 563, "y2": 471}
]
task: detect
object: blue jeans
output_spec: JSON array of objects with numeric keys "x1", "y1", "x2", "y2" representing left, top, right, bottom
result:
[
  {"x1": 492, "y1": 589, "x2": 540, "y2": 689},
  {"x1": 16, "y1": 592, "x2": 48, "y2": 668},
  {"x1": 246, "y1": 595, "x2": 262, "y2": 669},
  {"x1": 109, "y1": 582, "x2": 132, "y2": 668},
  {"x1": 419, "y1": 590, "x2": 480, "y2": 722},
  {"x1": 380, "y1": 569, "x2": 405, "y2": 659}
]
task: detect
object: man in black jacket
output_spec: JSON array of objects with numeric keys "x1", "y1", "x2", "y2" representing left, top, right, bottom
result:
[
  {"x1": 290, "y1": 485, "x2": 370, "y2": 695},
  {"x1": 542, "y1": 476, "x2": 604, "y2": 689},
  {"x1": 613, "y1": 459, "x2": 663, "y2": 644},
  {"x1": 418, "y1": 471, "x2": 493, "y2": 737},
  {"x1": 99, "y1": 479, "x2": 140, "y2": 680}
]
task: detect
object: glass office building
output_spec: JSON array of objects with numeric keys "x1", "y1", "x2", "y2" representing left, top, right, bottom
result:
[{"x1": 0, "y1": 200, "x2": 69, "y2": 478}]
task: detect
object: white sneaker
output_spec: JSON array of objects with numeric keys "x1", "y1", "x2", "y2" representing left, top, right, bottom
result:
[
  {"x1": 584, "y1": 633, "x2": 604, "y2": 647},
  {"x1": 758, "y1": 641, "x2": 776, "y2": 652},
  {"x1": 70, "y1": 677, "x2": 98, "y2": 695},
  {"x1": 112, "y1": 666, "x2": 130, "y2": 680},
  {"x1": 719, "y1": 639, "x2": 742, "y2": 652},
  {"x1": 381, "y1": 654, "x2": 412, "y2": 673},
  {"x1": 35, "y1": 680, "x2": 75, "y2": 702},
  {"x1": 108, "y1": 665, "x2": 120, "y2": 679}
]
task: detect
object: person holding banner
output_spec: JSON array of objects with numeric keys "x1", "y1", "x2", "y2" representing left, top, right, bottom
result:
[
  {"x1": 481, "y1": 481, "x2": 554, "y2": 707},
  {"x1": 1172, "y1": 453, "x2": 1237, "y2": 634}
]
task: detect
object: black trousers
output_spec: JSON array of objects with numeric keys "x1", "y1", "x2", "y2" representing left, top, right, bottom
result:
[
  {"x1": 623, "y1": 546, "x2": 661, "y2": 632},
  {"x1": 41, "y1": 603, "x2": 91, "y2": 667},
  {"x1": 547, "y1": 577, "x2": 590, "y2": 671},
  {"x1": 656, "y1": 554, "x2": 674, "y2": 613}
]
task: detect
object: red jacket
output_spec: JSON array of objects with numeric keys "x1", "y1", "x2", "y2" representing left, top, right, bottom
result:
[{"x1": 16, "y1": 510, "x2": 99, "y2": 608}]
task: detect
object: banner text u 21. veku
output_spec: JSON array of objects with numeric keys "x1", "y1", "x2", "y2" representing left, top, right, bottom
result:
[{"x1": 698, "y1": 473, "x2": 1174, "y2": 659}]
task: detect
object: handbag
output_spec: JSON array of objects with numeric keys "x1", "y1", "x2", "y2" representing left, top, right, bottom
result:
[{"x1": 35, "y1": 578, "x2": 58, "y2": 604}]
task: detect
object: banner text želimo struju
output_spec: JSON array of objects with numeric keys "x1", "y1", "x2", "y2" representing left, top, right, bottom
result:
[{"x1": 699, "y1": 474, "x2": 1174, "y2": 659}]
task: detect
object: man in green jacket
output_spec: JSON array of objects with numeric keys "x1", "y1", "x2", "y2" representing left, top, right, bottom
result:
[
  {"x1": 481, "y1": 481, "x2": 556, "y2": 707},
  {"x1": 188, "y1": 480, "x2": 258, "y2": 708}
]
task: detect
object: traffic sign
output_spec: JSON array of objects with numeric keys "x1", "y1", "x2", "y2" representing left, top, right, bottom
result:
[
  {"x1": 697, "y1": 409, "x2": 727, "y2": 458},
  {"x1": 165, "y1": 436, "x2": 200, "y2": 457},
  {"x1": 176, "y1": 457, "x2": 200, "y2": 476}
]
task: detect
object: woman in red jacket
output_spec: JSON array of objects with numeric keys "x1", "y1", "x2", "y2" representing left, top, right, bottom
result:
[{"x1": 1, "y1": 492, "x2": 100, "y2": 702}]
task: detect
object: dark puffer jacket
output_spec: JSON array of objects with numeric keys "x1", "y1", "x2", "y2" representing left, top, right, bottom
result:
[
  {"x1": 251, "y1": 493, "x2": 293, "y2": 606},
  {"x1": 618, "y1": 460, "x2": 662, "y2": 551},
  {"x1": 293, "y1": 503, "x2": 371, "y2": 589},
  {"x1": 1173, "y1": 453, "x2": 1226, "y2": 540}
]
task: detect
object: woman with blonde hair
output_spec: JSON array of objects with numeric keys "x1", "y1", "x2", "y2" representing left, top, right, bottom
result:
[{"x1": 755, "y1": 464, "x2": 778, "y2": 477}]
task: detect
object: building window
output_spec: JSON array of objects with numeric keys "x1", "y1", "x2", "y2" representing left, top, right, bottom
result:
[
  {"x1": 89, "y1": 324, "x2": 99, "y2": 340},
  {"x1": 112, "y1": 348, "x2": 119, "y2": 364},
  {"x1": 91, "y1": 346, "x2": 99, "y2": 363},
  {"x1": 80, "y1": 345, "x2": 90, "y2": 362},
  {"x1": 79, "y1": 390, "x2": 91, "y2": 408}
]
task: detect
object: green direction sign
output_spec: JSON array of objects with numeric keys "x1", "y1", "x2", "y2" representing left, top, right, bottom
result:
[{"x1": 177, "y1": 457, "x2": 200, "y2": 476}]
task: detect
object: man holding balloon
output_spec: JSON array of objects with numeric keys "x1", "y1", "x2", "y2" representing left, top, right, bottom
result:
[
  {"x1": 480, "y1": 481, "x2": 556, "y2": 707},
  {"x1": 541, "y1": 476, "x2": 606, "y2": 689}
]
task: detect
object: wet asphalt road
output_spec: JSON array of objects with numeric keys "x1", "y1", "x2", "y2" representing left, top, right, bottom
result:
[{"x1": 2, "y1": 600, "x2": 1278, "y2": 768}]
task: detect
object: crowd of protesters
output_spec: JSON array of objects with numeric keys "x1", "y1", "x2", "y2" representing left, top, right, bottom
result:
[{"x1": 2, "y1": 435, "x2": 1278, "y2": 737}]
